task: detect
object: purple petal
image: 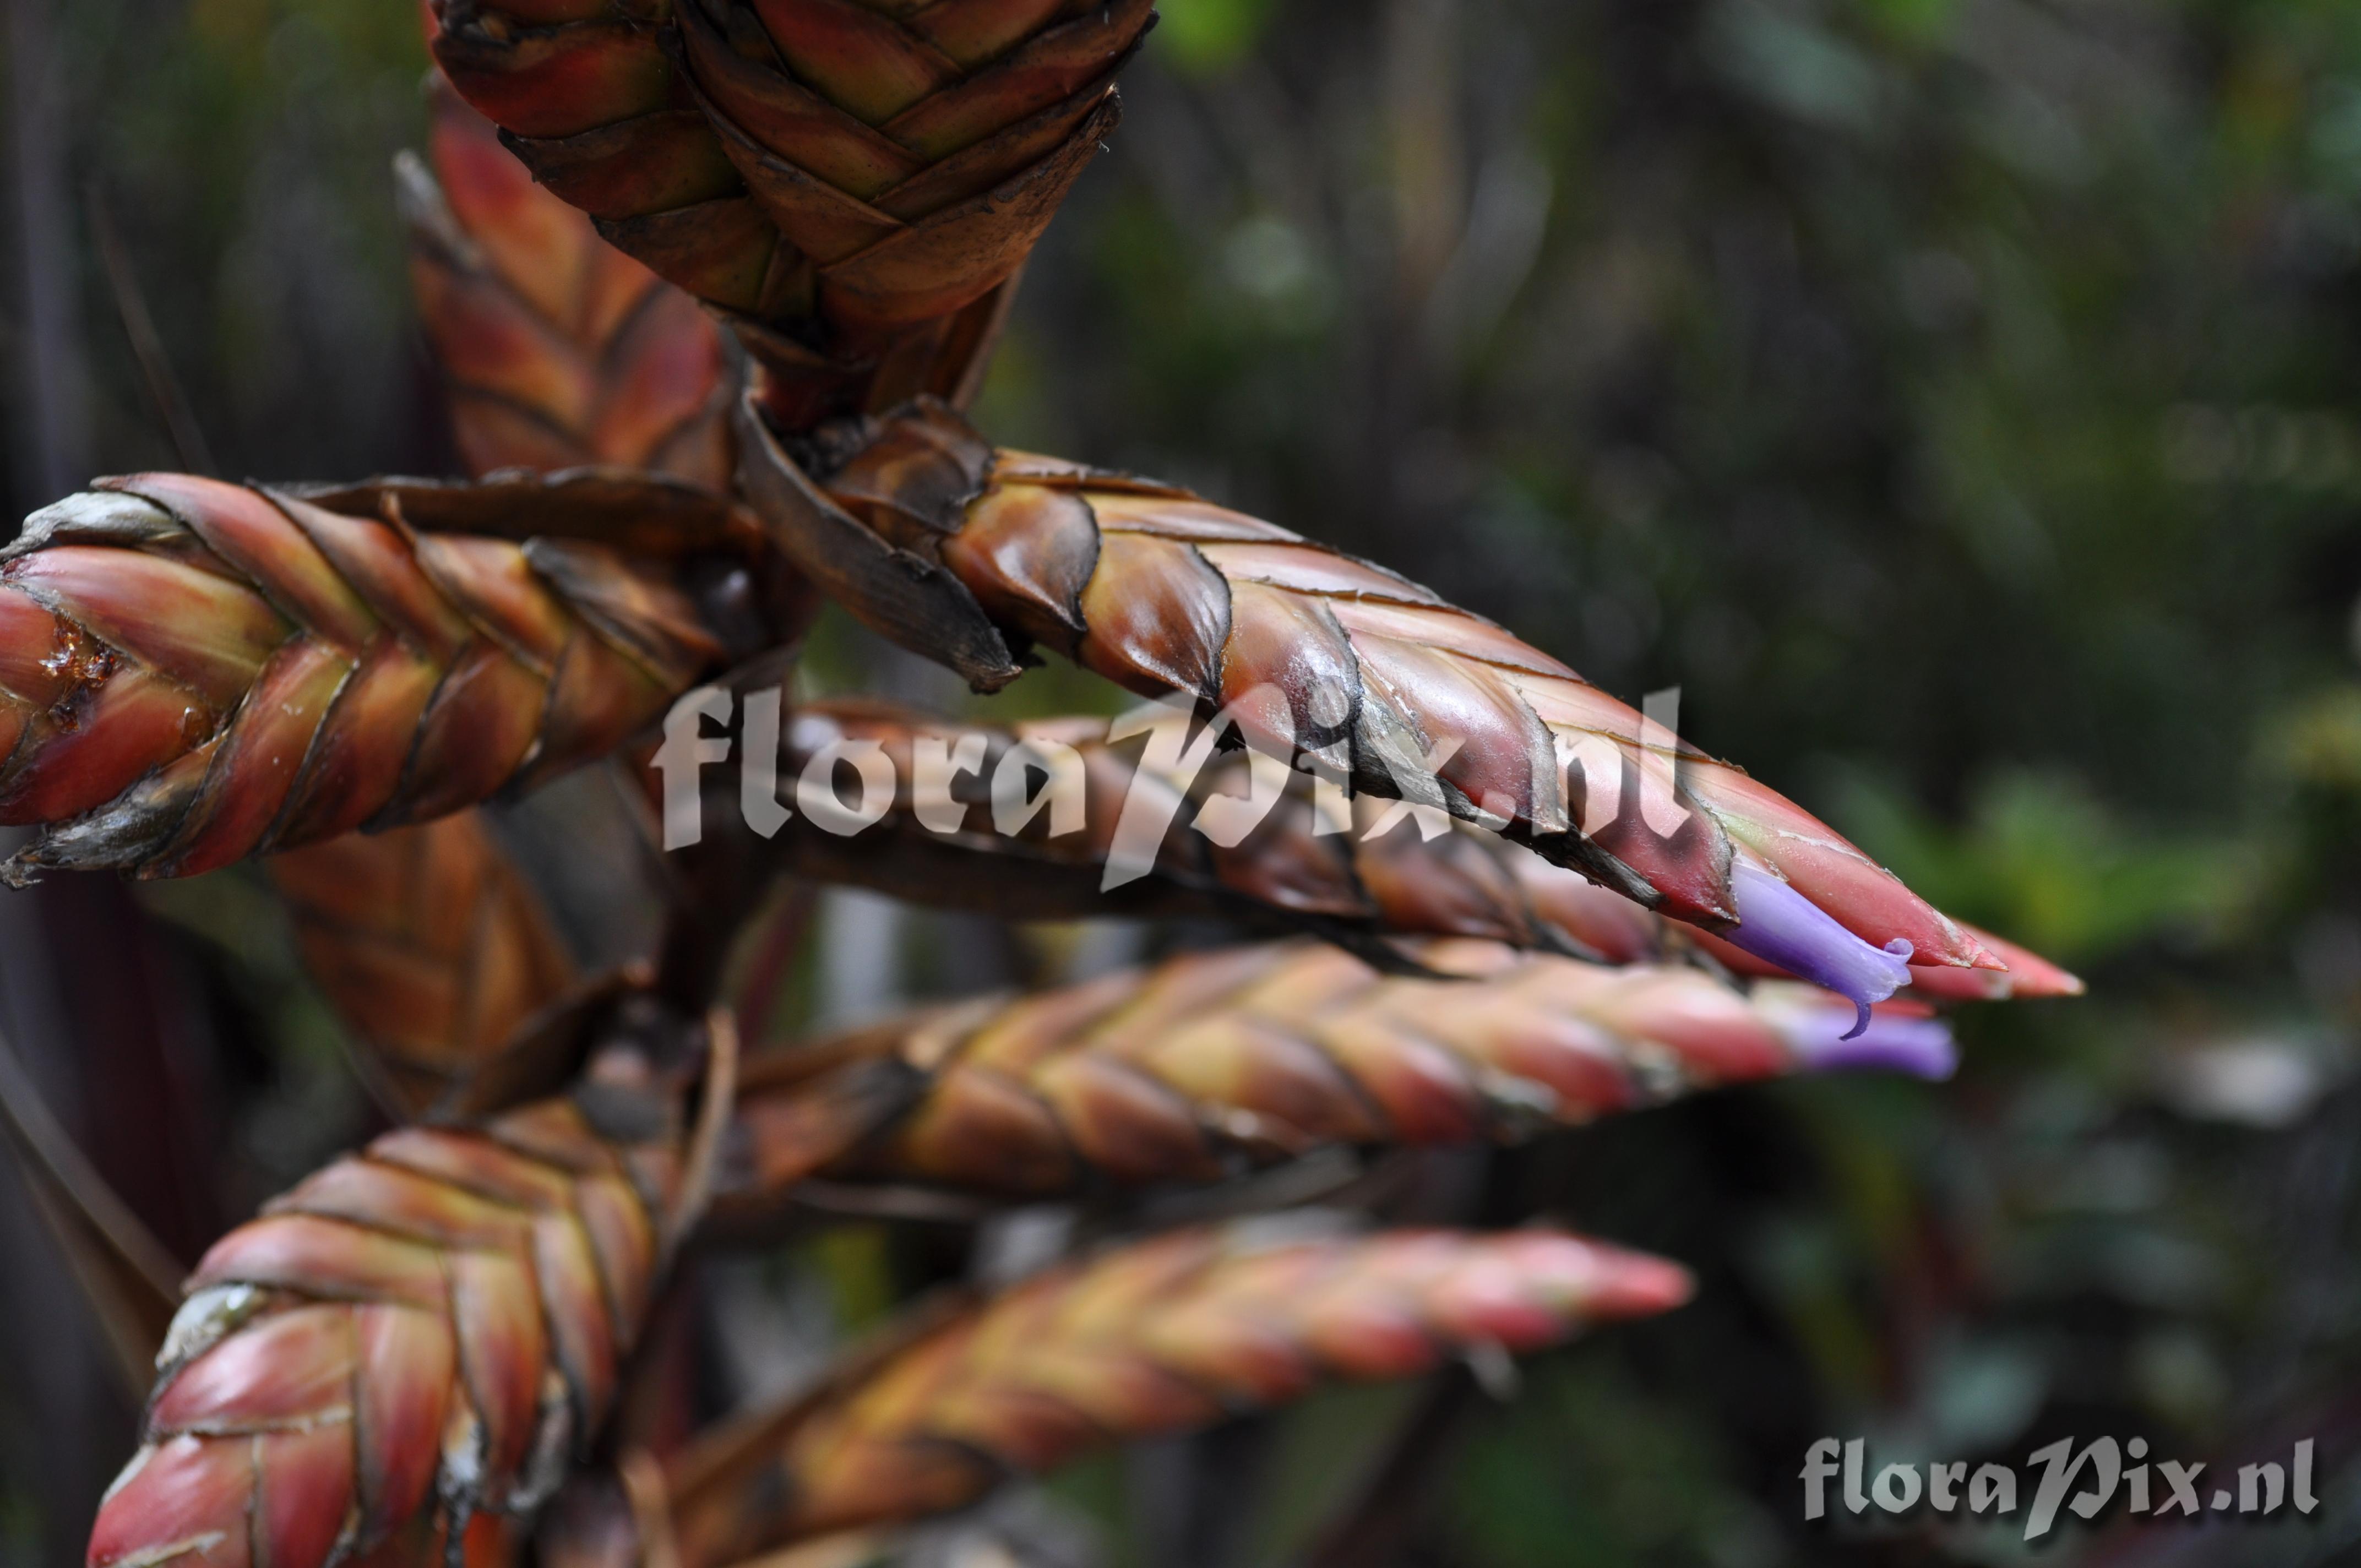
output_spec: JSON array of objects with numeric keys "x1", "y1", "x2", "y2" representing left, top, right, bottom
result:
[
  {"x1": 1788, "y1": 1009, "x2": 1959, "y2": 1081},
  {"x1": 1719, "y1": 859, "x2": 1914, "y2": 1037}
]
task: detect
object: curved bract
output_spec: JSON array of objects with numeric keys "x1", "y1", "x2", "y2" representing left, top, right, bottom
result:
[
  {"x1": 86, "y1": 1026, "x2": 700, "y2": 1568},
  {"x1": 719, "y1": 939, "x2": 1956, "y2": 1210},
  {"x1": 427, "y1": 0, "x2": 1152, "y2": 428},
  {"x1": 0, "y1": 471, "x2": 779, "y2": 881},
  {"x1": 545, "y1": 1224, "x2": 1691, "y2": 1567},
  {"x1": 741, "y1": 399, "x2": 1998, "y2": 1015}
]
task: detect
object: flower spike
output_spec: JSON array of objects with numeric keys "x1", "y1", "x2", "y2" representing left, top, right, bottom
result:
[
  {"x1": 687, "y1": 700, "x2": 2075, "y2": 1002},
  {"x1": 403, "y1": 75, "x2": 738, "y2": 488},
  {"x1": 540, "y1": 1225, "x2": 1691, "y2": 1567},
  {"x1": 85, "y1": 1001, "x2": 728, "y2": 1568},
  {"x1": 427, "y1": 0, "x2": 1156, "y2": 428},
  {"x1": 0, "y1": 472, "x2": 782, "y2": 881},
  {"x1": 738, "y1": 400, "x2": 1998, "y2": 985},
  {"x1": 718, "y1": 940, "x2": 1956, "y2": 1212}
]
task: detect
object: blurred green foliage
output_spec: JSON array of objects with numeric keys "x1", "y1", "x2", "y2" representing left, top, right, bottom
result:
[
  {"x1": 1155, "y1": 0, "x2": 1279, "y2": 74},
  {"x1": 5, "y1": 0, "x2": 431, "y2": 494},
  {"x1": 1834, "y1": 770, "x2": 2253, "y2": 965}
]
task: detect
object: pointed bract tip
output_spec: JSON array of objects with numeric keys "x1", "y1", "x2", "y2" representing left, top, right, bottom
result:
[
  {"x1": 1501, "y1": 1234, "x2": 1695, "y2": 1321},
  {"x1": 1904, "y1": 963, "x2": 2012, "y2": 1002},
  {"x1": 1581, "y1": 1247, "x2": 1698, "y2": 1319},
  {"x1": 1960, "y1": 922, "x2": 2085, "y2": 998}
]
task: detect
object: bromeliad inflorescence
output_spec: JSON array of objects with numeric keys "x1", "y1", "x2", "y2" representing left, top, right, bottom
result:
[{"x1": 0, "y1": 7, "x2": 2085, "y2": 1568}]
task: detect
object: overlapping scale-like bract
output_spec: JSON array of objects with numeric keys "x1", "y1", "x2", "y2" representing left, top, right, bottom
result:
[
  {"x1": 268, "y1": 813, "x2": 580, "y2": 1119},
  {"x1": 88, "y1": 1084, "x2": 683, "y2": 1568},
  {"x1": 727, "y1": 701, "x2": 2080, "y2": 1000},
  {"x1": 551, "y1": 1225, "x2": 1691, "y2": 1565},
  {"x1": 0, "y1": 472, "x2": 765, "y2": 880},
  {"x1": 721, "y1": 939, "x2": 1955, "y2": 1207},
  {"x1": 740, "y1": 399, "x2": 1999, "y2": 1004},
  {"x1": 428, "y1": 0, "x2": 1153, "y2": 427},
  {"x1": 404, "y1": 76, "x2": 737, "y2": 487}
]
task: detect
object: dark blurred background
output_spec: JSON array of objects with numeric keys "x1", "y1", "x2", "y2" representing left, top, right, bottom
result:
[{"x1": 6, "y1": 0, "x2": 2361, "y2": 1564}]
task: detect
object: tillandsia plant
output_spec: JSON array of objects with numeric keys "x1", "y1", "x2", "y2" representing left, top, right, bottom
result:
[{"x1": 0, "y1": 8, "x2": 2094, "y2": 1568}]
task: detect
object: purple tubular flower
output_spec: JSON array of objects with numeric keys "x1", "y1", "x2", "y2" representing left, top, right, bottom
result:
[
  {"x1": 1787, "y1": 1008, "x2": 1958, "y2": 1081},
  {"x1": 1751, "y1": 981, "x2": 1960, "y2": 1080},
  {"x1": 1720, "y1": 859, "x2": 1915, "y2": 1038}
]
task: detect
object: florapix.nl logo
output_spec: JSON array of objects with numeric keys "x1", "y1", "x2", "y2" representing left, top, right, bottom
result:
[
  {"x1": 645, "y1": 680, "x2": 1697, "y2": 884},
  {"x1": 1801, "y1": 1436, "x2": 2321, "y2": 1542}
]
